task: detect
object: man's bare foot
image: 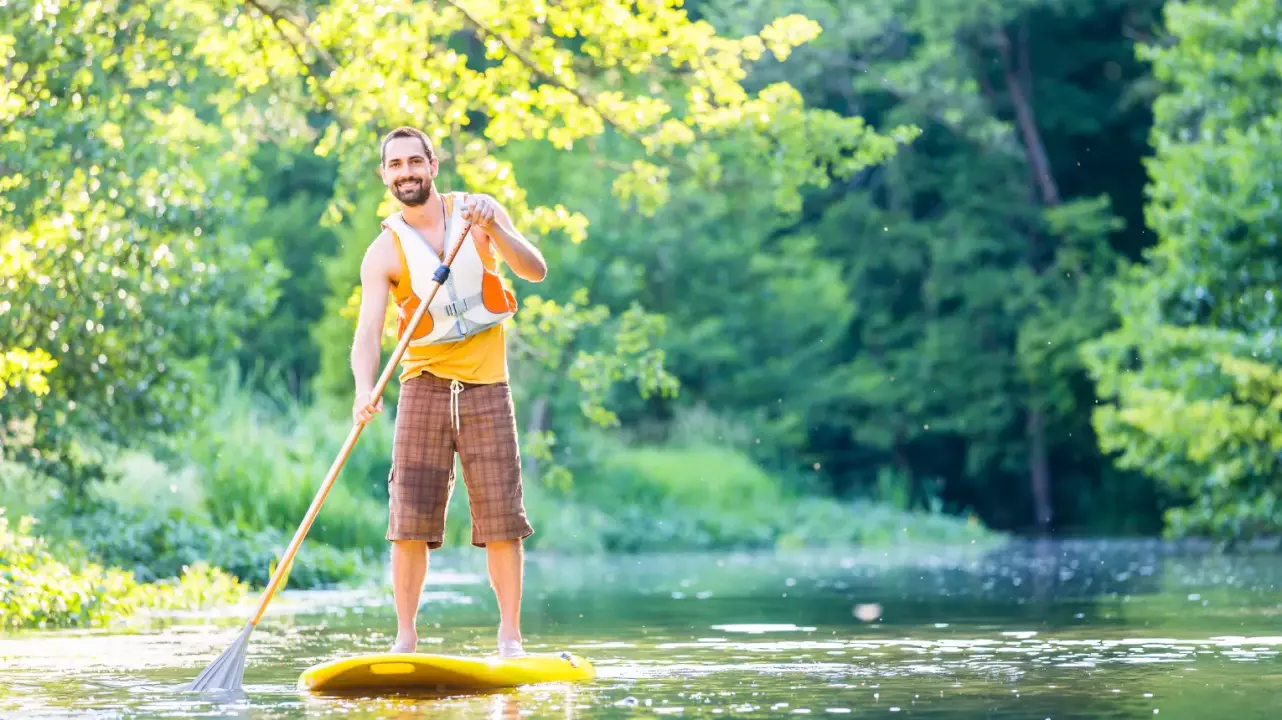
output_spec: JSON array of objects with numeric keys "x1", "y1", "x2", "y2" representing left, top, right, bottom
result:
[
  {"x1": 497, "y1": 628, "x2": 525, "y2": 658},
  {"x1": 390, "y1": 633, "x2": 417, "y2": 654}
]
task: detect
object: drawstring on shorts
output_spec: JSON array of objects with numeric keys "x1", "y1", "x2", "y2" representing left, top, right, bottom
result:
[{"x1": 449, "y1": 379, "x2": 463, "y2": 432}]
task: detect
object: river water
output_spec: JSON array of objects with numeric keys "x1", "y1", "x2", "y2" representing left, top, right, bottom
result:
[{"x1": 2, "y1": 539, "x2": 1280, "y2": 718}]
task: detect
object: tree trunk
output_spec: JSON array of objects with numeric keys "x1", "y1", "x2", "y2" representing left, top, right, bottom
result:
[
  {"x1": 997, "y1": 22, "x2": 1058, "y2": 532},
  {"x1": 892, "y1": 430, "x2": 920, "y2": 511},
  {"x1": 1027, "y1": 404, "x2": 1053, "y2": 531},
  {"x1": 999, "y1": 24, "x2": 1061, "y2": 208}
]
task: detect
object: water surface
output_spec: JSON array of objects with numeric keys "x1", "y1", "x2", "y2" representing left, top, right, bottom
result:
[{"x1": 2, "y1": 539, "x2": 1280, "y2": 718}]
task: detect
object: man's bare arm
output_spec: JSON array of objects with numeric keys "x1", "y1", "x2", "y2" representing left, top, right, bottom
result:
[
  {"x1": 351, "y1": 233, "x2": 394, "y2": 409},
  {"x1": 465, "y1": 195, "x2": 547, "y2": 283}
]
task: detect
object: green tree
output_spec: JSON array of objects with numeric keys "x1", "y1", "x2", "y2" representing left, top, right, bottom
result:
[
  {"x1": 691, "y1": 0, "x2": 1165, "y2": 531},
  {"x1": 1083, "y1": 0, "x2": 1282, "y2": 543},
  {"x1": 233, "y1": 142, "x2": 342, "y2": 398},
  {"x1": 0, "y1": 0, "x2": 280, "y2": 493}
]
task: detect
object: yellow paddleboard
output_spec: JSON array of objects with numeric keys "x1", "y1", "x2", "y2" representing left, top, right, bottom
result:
[{"x1": 297, "y1": 651, "x2": 596, "y2": 693}]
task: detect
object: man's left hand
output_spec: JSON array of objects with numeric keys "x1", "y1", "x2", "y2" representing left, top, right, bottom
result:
[{"x1": 462, "y1": 194, "x2": 498, "y2": 229}]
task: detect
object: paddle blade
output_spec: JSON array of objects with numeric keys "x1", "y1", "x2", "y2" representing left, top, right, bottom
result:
[{"x1": 186, "y1": 622, "x2": 253, "y2": 693}]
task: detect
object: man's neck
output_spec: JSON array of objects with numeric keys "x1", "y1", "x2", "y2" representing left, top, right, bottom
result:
[{"x1": 400, "y1": 188, "x2": 442, "y2": 228}]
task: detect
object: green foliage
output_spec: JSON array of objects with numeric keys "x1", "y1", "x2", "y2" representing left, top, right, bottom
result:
[
  {"x1": 174, "y1": 367, "x2": 392, "y2": 549},
  {"x1": 1082, "y1": 0, "x2": 1282, "y2": 543},
  {"x1": 2, "y1": 447, "x2": 374, "y2": 591},
  {"x1": 496, "y1": 116, "x2": 866, "y2": 477},
  {"x1": 233, "y1": 143, "x2": 343, "y2": 397},
  {"x1": 48, "y1": 502, "x2": 375, "y2": 589},
  {"x1": 517, "y1": 429, "x2": 993, "y2": 553},
  {"x1": 0, "y1": 508, "x2": 246, "y2": 631},
  {"x1": 0, "y1": 0, "x2": 282, "y2": 493},
  {"x1": 5, "y1": 0, "x2": 909, "y2": 501},
  {"x1": 776, "y1": 497, "x2": 992, "y2": 549},
  {"x1": 582, "y1": 443, "x2": 784, "y2": 526},
  {"x1": 229, "y1": 0, "x2": 917, "y2": 223},
  {"x1": 309, "y1": 181, "x2": 395, "y2": 403},
  {"x1": 17, "y1": 0, "x2": 1257, "y2": 551},
  {"x1": 690, "y1": 0, "x2": 1164, "y2": 532}
]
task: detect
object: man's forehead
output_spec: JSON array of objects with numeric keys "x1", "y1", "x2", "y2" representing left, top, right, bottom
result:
[{"x1": 384, "y1": 136, "x2": 429, "y2": 162}]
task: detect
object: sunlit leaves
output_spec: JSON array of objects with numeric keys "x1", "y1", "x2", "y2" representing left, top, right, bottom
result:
[
  {"x1": 611, "y1": 159, "x2": 671, "y2": 217},
  {"x1": 0, "y1": 349, "x2": 57, "y2": 399},
  {"x1": 756, "y1": 14, "x2": 823, "y2": 61},
  {"x1": 202, "y1": 0, "x2": 912, "y2": 230},
  {"x1": 0, "y1": 0, "x2": 280, "y2": 491}
]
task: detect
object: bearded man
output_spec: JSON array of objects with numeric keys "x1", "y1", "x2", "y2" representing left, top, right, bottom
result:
[{"x1": 350, "y1": 126, "x2": 547, "y2": 657}]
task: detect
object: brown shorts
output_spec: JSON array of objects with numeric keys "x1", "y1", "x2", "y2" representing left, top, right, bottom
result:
[{"x1": 386, "y1": 372, "x2": 534, "y2": 549}]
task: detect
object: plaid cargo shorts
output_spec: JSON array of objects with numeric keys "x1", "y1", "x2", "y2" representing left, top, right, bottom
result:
[{"x1": 386, "y1": 372, "x2": 534, "y2": 549}]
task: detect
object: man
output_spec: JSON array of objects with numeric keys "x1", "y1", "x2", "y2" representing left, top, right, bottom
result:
[{"x1": 350, "y1": 126, "x2": 547, "y2": 658}]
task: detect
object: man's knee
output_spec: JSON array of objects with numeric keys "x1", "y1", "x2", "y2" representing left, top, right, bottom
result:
[{"x1": 391, "y1": 539, "x2": 429, "y2": 554}]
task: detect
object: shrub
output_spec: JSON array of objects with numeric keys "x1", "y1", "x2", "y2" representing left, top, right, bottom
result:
[
  {"x1": 0, "y1": 508, "x2": 246, "y2": 631},
  {"x1": 47, "y1": 502, "x2": 378, "y2": 589}
]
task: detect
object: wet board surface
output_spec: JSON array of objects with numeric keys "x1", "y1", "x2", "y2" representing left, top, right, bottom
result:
[{"x1": 297, "y1": 651, "x2": 596, "y2": 693}]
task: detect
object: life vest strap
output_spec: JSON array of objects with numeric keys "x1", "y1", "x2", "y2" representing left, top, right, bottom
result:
[{"x1": 441, "y1": 290, "x2": 484, "y2": 317}]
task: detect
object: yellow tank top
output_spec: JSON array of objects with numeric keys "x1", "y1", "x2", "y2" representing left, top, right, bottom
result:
[{"x1": 387, "y1": 195, "x2": 512, "y2": 385}]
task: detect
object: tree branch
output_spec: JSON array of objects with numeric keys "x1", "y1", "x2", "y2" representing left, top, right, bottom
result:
[
  {"x1": 995, "y1": 26, "x2": 1060, "y2": 207},
  {"x1": 241, "y1": 0, "x2": 346, "y2": 132},
  {"x1": 243, "y1": 0, "x2": 339, "y2": 72},
  {"x1": 438, "y1": 0, "x2": 632, "y2": 141}
]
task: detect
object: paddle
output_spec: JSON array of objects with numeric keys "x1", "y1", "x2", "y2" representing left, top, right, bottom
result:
[{"x1": 185, "y1": 215, "x2": 474, "y2": 694}]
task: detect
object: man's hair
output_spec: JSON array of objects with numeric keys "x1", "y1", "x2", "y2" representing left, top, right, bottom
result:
[{"x1": 380, "y1": 126, "x2": 434, "y2": 165}]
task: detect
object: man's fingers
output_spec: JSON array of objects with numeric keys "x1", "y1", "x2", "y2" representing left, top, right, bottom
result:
[{"x1": 353, "y1": 394, "x2": 382, "y2": 424}]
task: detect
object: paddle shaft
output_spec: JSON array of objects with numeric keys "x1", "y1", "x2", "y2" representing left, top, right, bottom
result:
[{"x1": 248, "y1": 219, "x2": 473, "y2": 627}]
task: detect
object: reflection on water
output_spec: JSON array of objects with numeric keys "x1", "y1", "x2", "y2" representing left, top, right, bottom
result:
[{"x1": 2, "y1": 539, "x2": 1281, "y2": 718}]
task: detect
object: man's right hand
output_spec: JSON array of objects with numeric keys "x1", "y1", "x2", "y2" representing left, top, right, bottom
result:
[{"x1": 353, "y1": 391, "x2": 384, "y2": 425}]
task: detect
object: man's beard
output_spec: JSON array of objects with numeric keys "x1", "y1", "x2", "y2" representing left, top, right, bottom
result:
[{"x1": 393, "y1": 177, "x2": 429, "y2": 206}]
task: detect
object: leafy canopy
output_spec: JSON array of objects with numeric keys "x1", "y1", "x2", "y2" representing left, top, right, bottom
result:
[{"x1": 2, "y1": 0, "x2": 915, "y2": 492}]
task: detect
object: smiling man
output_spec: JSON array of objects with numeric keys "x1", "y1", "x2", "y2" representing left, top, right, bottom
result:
[{"x1": 349, "y1": 126, "x2": 547, "y2": 657}]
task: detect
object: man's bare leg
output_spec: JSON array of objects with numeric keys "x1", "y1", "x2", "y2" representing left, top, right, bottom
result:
[
  {"x1": 486, "y1": 539, "x2": 525, "y2": 656},
  {"x1": 390, "y1": 540, "x2": 428, "y2": 652}
]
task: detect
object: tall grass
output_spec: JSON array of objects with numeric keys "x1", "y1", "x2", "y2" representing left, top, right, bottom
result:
[{"x1": 179, "y1": 368, "x2": 393, "y2": 551}]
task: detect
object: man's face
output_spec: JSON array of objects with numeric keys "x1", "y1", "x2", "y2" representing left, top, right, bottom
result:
[{"x1": 381, "y1": 136, "x2": 436, "y2": 206}]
